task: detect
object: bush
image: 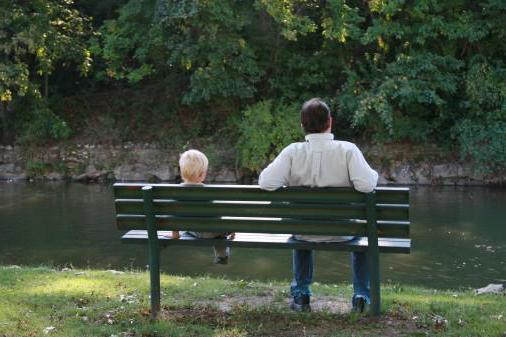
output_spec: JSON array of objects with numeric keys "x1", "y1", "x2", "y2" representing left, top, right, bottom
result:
[
  {"x1": 235, "y1": 100, "x2": 303, "y2": 173},
  {"x1": 16, "y1": 104, "x2": 71, "y2": 145},
  {"x1": 454, "y1": 59, "x2": 506, "y2": 173},
  {"x1": 456, "y1": 119, "x2": 506, "y2": 173}
]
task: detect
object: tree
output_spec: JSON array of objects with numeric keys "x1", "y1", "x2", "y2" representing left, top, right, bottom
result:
[{"x1": 0, "y1": 0, "x2": 92, "y2": 142}]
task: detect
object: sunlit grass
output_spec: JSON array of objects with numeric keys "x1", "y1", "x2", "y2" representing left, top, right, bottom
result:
[{"x1": 0, "y1": 265, "x2": 505, "y2": 337}]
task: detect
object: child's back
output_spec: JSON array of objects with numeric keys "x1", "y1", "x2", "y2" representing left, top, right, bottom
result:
[{"x1": 177, "y1": 149, "x2": 234, "y2": 264}]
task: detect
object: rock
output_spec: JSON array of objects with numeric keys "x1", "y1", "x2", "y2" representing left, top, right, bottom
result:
[
  {"x1": 412, "y1": 165, "x2": 431, "y2": 185},
  {"x1": 150, "y1": 166, "x2": 171, "y2": 181},
  {"x1": 114, "y1": 164, "x2": 145, "y2": 181},
  {"x1": 211, "y1": 168, "x2": 236, "y2": 183},
  {"x1": 114, "y1": 163, "x2": 172, "y2": 181},
  {"x1": 7, "y1": 265, "x2": 21, "y2": 269},
  {"x1": 45, "y1": 172, "x2": 63, "y2": 181},
  {"x1": 383, "y1": 164, "x2": 414, "y2": 184},
  {"x1": 0, "y1": 163, "x2": 27, "y2": 180},
  {"x1": 43, "y1": 326, "x2": 56, "y2": 334},
  {"x1": 86, "y1": 164, "x2": 97, "y2": 173},
  {"x1": 377, "y1": 172, "x2": 390, "y2": 185},
  {"x1": 475, "y1": 283, "x2": 504, "y2": 295},
  {"x1": 0, "y1": 173, "x2": 27, "y2": 181},
  {"x1": 432, "y1": 164, "x2": 461, "y2": 184},
  {"x1": 431, "y1": 314, "x2": 448, "y2": 329},
  {"x1": 0, "y1": 163, "x2": 15, "y2": 171}
]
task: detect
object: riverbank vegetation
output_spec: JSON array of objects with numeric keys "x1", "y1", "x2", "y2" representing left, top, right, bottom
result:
[
  {"x1": 1, "y1": 1, "x2": 505, "y2": 173},
  {"x1": 0, "y1": 266, "x2": 505, "y2": 337}
]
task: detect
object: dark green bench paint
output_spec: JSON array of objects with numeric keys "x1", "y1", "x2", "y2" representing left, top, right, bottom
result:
[{"x1": 113, "y1": 183, "x2": 411, "y2": 318}]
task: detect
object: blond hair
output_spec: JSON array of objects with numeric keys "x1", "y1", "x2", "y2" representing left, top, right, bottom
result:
[{"x1": 179, "y1": 149, "x2": 209, "y2": 183}]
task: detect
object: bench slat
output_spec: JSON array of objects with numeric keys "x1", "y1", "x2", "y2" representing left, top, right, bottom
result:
[
  {"x1": 114, "y1": 184, "x2": 409, "y2": 204},
  {"x1": 116, "y1": 214, "x2": 410, "y2": 238},
  {"x1": 120, "y1": 230, "x2": 411, "y2": 254},
  {"x1": 115, "y1": 199, "x2": 409, "y2": 221}
]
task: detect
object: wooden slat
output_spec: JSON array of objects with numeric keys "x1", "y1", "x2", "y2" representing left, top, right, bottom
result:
[
  {"x1": 116, "y1": 215, "x2": 410, "y2": 238},
  {"x1": 120, "y1": 230, "x2": 411, "y2": 254},
  {"x1": 117, "y1": 215, "x2": 367, "y2": 236},
  {"x1": 115, "y1": 199, "x2": 409, "y2": 221},
  {"x1": 113, "y1": 183, "x2": 409, "y2": 204}
]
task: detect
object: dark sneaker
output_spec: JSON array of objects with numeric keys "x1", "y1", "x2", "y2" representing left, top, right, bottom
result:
[
  {"x1": 290, "y1": 295, "x2": 311, "y2": 312},
  {"x1": 351, "y1": 297, "x2": 365, "y2": 313},
  {"x1": 213, "y1": 256, "x2": 228, "y2": 265}
]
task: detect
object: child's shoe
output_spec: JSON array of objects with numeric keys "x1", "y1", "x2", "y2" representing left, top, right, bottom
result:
[{"x1": 213, "y1": 256, "x2": 228, "y2": 264}]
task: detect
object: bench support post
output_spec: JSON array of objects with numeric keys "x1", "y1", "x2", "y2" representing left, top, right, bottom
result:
[
  {"x1": 366, "y1": 192, "x2": 380, "y2": 317},
  {"x1": 143, "y1": 186, "x2": 161, "y2": 319}
]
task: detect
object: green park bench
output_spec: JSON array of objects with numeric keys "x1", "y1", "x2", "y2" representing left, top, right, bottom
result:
[{"x1": 113, "y1": 183, "x2": 411, "y2": 318}]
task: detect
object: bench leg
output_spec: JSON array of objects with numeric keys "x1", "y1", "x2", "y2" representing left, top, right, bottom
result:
[
  {"x1": 143, "y1": 186, "x2": 161, "y2": 319},
  {"x1": 368, "y1": 249, "x2": 380, "y2": 317},
  {"x1": 149, "y1": 242, "x2": 161, "y2": 319},
  {"x1": 366, "y1": 192, "x2": 381, "y2": 317}
]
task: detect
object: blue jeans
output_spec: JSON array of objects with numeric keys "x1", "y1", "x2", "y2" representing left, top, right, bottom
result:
[{"x1": 290, "y1": 249, "x2": 370, "y2": 304}]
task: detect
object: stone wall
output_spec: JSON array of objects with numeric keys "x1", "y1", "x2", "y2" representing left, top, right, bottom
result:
[{"x1": 0, "y1": 144, "x2": 504, "y2": 185}]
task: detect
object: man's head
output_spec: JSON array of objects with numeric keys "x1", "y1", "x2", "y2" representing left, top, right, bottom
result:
[
  {"x1": 300, "y1": 98, "x2": 332, "y2": 134},
  {"x1": 179, "y1": 149, "x2": 208, "y2": 183}
]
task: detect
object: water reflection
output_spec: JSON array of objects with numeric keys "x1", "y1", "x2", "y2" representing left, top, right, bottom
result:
[{"x1": 0, "y1": 182, "x2": 504, "y2": 289}]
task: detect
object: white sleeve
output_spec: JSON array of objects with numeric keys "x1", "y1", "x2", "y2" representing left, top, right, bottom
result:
[
  {"x1": 347, "y1": 144, "x2": 378, "y2": 193},
  {"x1": 258, "y1": 146, "x2": 292, "y2": 191}
]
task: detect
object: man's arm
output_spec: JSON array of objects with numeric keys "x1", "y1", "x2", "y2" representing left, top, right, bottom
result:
[
  {"x1": 347, "y1": 144, "x2": 378, "y2": 193},
  {"x1": 258, "y1": 146, "x2": 292, "y2": 191}
]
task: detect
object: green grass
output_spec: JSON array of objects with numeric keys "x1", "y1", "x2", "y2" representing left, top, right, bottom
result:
[{"x1": 0, "y1": 266, "x2": 504, "y2": 337}]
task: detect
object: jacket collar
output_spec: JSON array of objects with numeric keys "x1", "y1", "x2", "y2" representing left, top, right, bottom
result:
[{"x1": 305, "y1": 133, "x2": 334, "y2": 141}]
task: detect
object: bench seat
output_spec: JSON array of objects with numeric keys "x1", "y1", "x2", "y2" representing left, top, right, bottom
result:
[{"x1": 121, "y1": 230, "x2": 411, "y2": 253}]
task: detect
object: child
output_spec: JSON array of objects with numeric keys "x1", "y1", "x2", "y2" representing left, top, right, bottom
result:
[{"x1": 172, "y1": 149, "x2": 234, "y2": 264}]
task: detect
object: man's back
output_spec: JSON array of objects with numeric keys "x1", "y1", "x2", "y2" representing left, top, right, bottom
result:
[{"x1": 259, "y1": 133, "x2": 378, "y2": 193}]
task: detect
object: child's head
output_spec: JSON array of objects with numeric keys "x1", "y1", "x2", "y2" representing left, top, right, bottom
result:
[{"x1": 179, "y1": 149, "x2": 208, "y2": 183}]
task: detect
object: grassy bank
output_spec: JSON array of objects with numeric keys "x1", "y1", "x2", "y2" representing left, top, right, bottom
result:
[{"x1": 0, "y1": 266, "x2": 504, "y2": 337}]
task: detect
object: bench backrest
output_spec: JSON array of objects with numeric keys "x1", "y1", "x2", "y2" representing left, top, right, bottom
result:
[{"x1": 114, "y1": 184, "x2": 410, "y2": 239}]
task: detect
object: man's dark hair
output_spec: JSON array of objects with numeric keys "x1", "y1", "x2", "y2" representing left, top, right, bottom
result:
[{"x1": 300, "y1": 98, "x2": 331, "y2": 134}]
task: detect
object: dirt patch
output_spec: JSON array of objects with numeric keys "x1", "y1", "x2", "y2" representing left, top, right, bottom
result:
[
  {"x1": 160, "y1": 294, "x2": 428, "y2": 337},
  {"x1": 190, "y1": 294, "x2": 350, "y2": 314}
]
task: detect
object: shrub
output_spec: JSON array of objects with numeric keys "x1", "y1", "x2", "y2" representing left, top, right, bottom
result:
[
  {"x1": 456, "y1": 119, "x2": 506, "y2": 173},
  {"x1": 17, "y1": 104, "x2": 71, "y2": 145},
  {"x1": 235, "y1": 100, "x2": 303, "y2": 173}
]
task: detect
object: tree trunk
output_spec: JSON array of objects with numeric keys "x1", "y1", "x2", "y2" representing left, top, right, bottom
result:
[
  {"x1": 44, "y1": 73, "x2": 49, "y2": 100},
  {"x1": 0, "y1": 102, "x2": 7, "y2": 144}
]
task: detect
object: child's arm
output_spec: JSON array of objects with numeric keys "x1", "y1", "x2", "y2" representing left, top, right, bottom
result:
[{"x1": 227, "y1": 232, "x2": 235, "y2": 240}]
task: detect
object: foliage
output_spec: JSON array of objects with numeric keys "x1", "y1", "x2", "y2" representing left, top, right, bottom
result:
[
  {"x1": 96, "y1": 0, "x2": 263, "y2": 104},
  {"x1": 92, "y1": 0, "x2": 166, "y2": 83},
  {"x1": 236, "y1": 100, "x2": 303, "y2": 173},
  {"x1": 1, "y1": 0, "x2": 506, "y2": 172},
  {"x1": 0, "y1": 0, "x2": 92, "y2": 142},
  {"x1": 15, "y1": 102, "x2": 72, "y2": 145},
  {"x1": 0, "y1": 0, "x2": 92, "y2": 101},
  {"x1": 454, "y1": 59, "x2": 506, "y2": 173},
  {"x1": 456, "y1": 119, "x2": 506, "y2": 173},
  {"x1": 337, "y1": 52, "x2": 464, "y2": 142}
]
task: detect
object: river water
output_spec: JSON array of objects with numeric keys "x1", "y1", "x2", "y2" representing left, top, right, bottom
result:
[{"x1": 0, "y1": 182, "x2": 504, "y2": 289}]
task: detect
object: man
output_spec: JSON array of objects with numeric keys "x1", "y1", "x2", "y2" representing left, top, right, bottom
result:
[{"x1": 258, "y1": 98, "x2": 378, "y2": 312}]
